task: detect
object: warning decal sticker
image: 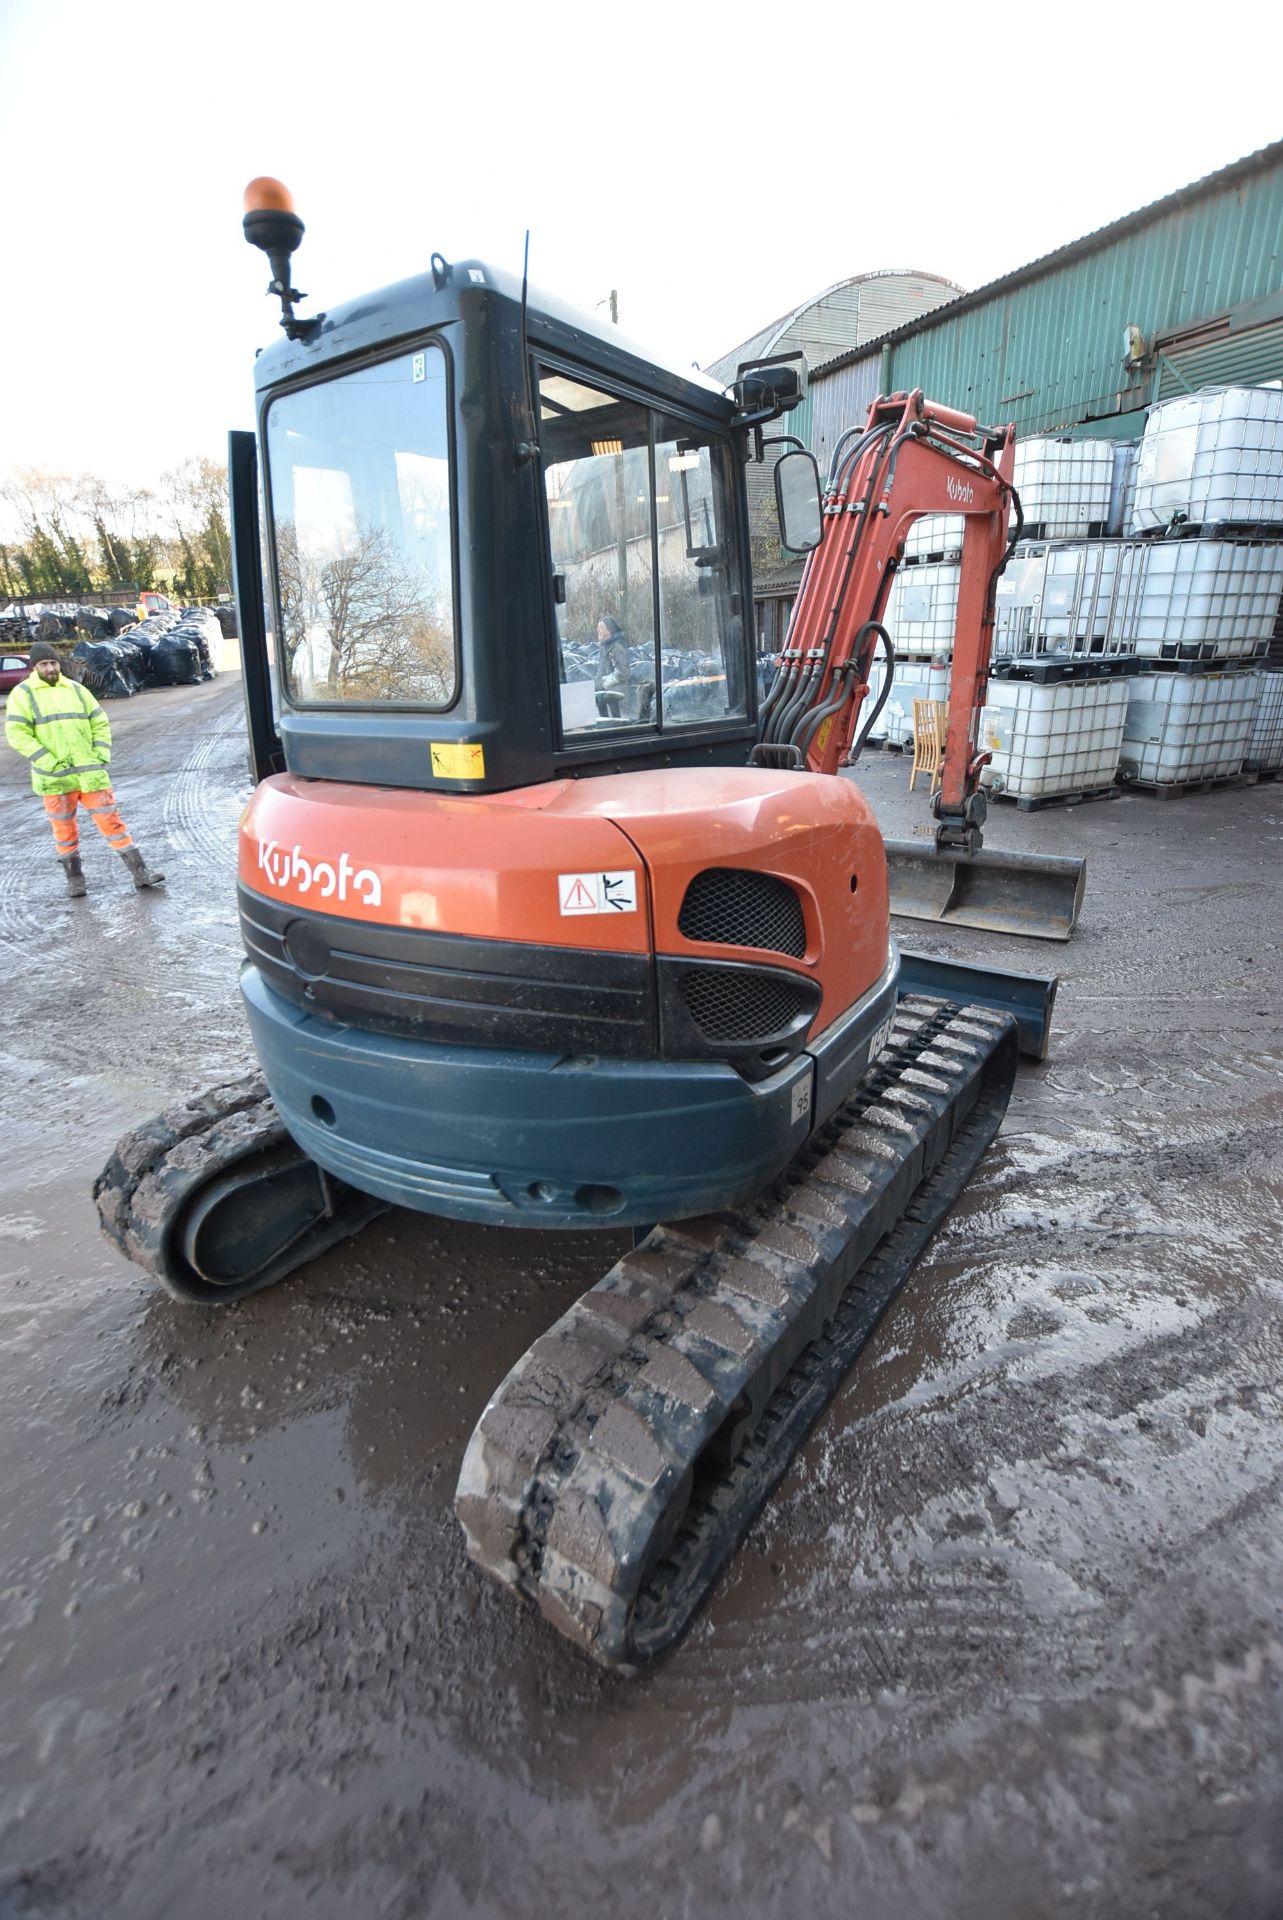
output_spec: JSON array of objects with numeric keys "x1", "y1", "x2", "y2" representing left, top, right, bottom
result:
[{"x1": 558, "y1": 871, "x2": 638, "y2": 915}]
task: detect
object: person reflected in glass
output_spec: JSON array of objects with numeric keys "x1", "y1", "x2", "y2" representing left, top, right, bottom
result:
[{"x1": 594, "y1": 615, "x2": 631, "y2": 719}]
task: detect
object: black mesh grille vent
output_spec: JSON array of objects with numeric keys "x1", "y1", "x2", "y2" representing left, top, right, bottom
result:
[
  {"x1": 678, "y1": 868, "x2": 806, "y2": 957},
  {"x1": 679, "y1": 967, "x2": 811, "y2": 1044}
]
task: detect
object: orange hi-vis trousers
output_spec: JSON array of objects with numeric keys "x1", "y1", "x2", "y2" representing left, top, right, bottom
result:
[{"x1": 42, "y1": 788, "x2": 134, "y2": 856}]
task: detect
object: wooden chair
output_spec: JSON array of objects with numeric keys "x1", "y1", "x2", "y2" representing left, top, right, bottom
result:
[{"x1": 909, "y1": 698, "x2": 948, "y2": 794}]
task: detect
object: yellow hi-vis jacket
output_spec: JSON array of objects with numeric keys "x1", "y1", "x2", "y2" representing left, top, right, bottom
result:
[{"x1": 4, "y1": 670, "x2": 113, "y2": 796}]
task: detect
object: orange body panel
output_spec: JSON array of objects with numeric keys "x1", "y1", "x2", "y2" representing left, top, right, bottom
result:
[{"x1": 240, "y1": 765, "x2": 890, "y2": 1037}]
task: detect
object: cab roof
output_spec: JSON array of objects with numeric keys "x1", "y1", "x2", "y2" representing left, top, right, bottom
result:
[{"x1": 251, "y1": 259, "x2": 734, "y2": 422}]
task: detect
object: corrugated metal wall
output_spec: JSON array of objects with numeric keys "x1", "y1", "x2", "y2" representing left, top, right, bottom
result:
[
  {"x1": 811, "y1": 158, "x2": 1283, "y2": 443},
  {"x1": 1156, "y1": 316, "x2": 1283, "y2": 399},
  {"x1": 810, "y1": 358, "x2": 882, "y2": 473}
]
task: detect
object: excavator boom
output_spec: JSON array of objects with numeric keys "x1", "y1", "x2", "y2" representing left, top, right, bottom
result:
[{"x1": 759, "y1": 391, "x2": 1087, "y2": 939}]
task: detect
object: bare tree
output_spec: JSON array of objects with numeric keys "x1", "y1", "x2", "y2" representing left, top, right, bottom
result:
[{"x1": 281, "y1": 520, "x2": 453, "y2": 704}]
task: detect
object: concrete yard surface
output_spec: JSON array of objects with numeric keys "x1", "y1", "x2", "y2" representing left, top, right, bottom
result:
[{"x1": 0, "y1": 680, "x2": 1280, "y2": 1919}]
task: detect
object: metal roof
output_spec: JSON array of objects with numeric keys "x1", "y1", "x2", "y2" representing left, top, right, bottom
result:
[
  {"x1": 815, "y1": 138, "x2": 1283, "y2": 378},
  {"x1": 706, "y1": 268, "x2": 963, "y2": 386}
]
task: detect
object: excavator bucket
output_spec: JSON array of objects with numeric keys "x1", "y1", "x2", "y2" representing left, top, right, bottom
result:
[{"x1": 884, "y1": 839, "x2": 1086, "y2": 943}]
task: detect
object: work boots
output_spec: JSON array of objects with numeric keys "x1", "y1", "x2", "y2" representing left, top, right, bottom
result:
[
  {"x1": 58, "y1": 853, "x2": 87, "y2": 898},
  {"x1": 120, "y1": 847, "x2": 166, "y2": 890}
]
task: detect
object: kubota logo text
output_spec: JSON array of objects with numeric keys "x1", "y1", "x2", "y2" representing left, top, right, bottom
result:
[
  {"x1": 257, "y1": 840, "x2": 382, "y2": 907},
  {"x1": 945, "y1": 476, "x2": 975, "y2": 504}
]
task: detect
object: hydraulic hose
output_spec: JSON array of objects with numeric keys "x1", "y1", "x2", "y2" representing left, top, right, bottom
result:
[{"x1": 846, "y1": 624, "x2": 895, "y2": 763}]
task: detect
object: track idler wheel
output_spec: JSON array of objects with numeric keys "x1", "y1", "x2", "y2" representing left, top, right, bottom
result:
[{"x1": 168, "y1": 1148, "x2": 385, "y2": 1303}]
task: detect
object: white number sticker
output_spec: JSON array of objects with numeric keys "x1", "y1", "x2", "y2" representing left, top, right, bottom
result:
[{"x1": 868, "y1": 1013, "x2": 894, "y2": 1061}]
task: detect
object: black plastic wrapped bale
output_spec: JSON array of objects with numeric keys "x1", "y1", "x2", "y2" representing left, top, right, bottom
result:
[
  {"x1": 170, "y1": 607, "x2": 221, "y2": 679},
  {"x1": 147, "y1": 632, "x2": 203, "y2": 686},
  {"x1": 71, "y1": 639, "x2": 141, "y2": 699}
]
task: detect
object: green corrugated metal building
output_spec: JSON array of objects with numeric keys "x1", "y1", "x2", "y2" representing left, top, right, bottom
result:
[
  {"x1": 810, "y1": 140, "x2": 1283, "y2": 456},
  {"x1": 743, "y1": 141, "x2": 1283, "y2": 642}
]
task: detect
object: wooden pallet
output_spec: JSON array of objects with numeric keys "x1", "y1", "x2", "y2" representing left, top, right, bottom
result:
[
  {"x1": 991, "y1": 782, "x2": 1121, "y2": 814},
  {"x1": 1125, "y1": 771, "x2": 1255, "y2": 801}
]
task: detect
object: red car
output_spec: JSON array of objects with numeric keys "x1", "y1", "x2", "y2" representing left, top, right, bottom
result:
[{"x1": 0, "y1": 653, "x2": 31, "y2": 696}]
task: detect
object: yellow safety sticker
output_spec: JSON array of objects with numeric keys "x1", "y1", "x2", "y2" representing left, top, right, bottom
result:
[
  {"x1": 813, "y1": 715, "x2": 834, "y2": 756},
  {"x1": 430, "y1": 742, "x2": 486, "y2": 780}
]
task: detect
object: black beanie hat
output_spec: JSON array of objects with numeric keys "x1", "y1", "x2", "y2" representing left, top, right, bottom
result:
[{"x1": 28, "y1": 641, "x2": 60, "y2": 663}]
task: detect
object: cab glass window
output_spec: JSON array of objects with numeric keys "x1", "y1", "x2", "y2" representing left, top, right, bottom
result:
[
  {"x1": 654, "y1": 416, "x2": 746, "y2": 729},
  {"x1": 537, "y1": 368, "x2": 745, "y2": 739},
  {"x1": 265, "y1": 345, "x2": 456, "y2": 707}
]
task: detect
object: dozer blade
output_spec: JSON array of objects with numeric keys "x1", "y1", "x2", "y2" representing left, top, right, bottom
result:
[
  {"x1": 456, "y1": 996, "x2": 1020, "y2": 1672},
  {"x1": 898, "y1": 950, "x2": 1057, "y2": 1062},
  {"x1": 884, "y1": 839, "x2": 1086, "y2": 942}
]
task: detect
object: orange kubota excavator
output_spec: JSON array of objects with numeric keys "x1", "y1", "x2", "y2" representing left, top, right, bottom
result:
[{"x1": 96, "y1": 182, "x2": 1084, "y2": 1671}]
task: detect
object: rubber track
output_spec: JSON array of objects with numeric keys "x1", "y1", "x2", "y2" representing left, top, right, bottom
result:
[
  {"x1": 456, "y1": 998, "x2": 1019, "y2": 1671},
  {"x1": 94, "y1": 1072, "x2": 285, "y2": 1298},
  {"x1": 94, "y1": 1071, "x2": 384, "y2": 1303}
]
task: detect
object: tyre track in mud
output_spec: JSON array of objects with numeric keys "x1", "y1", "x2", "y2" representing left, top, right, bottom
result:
[
  {"x1": 3, "y1": 721, "x2": 1282, "y2": 1920},
  {"x1": 160, "y1": 693, "x2": 246, "y2": 879},
  {"x1": 10, "y1": 1029, "x2": 1281, "y2": 1920}
]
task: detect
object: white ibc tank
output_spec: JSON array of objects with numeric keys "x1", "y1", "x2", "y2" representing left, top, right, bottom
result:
[
  {"x1": 979, "y1": 675, "x2": 1129, "y2": 800},
  {"x1": 1109, "y1": 539, "x2": 1283, "y2": 657},
  {"x1": 868, "y1": 653, "x2": 950, "y2": 748},
  {"x1": 1108, "y1": 442, "x2": 1140, "y2": 536},
  {"x1": 1014, "y1": 437, "x2": 1116, "y2": 539},
  {"x1": 1120, "y1": 669, "x2": 1259, "y2": 784},
  {"x1": 994, "y1": 542, "x2": 1121, "y2": 655},
  {"x1": 885, "y1": 560, "x2": 959, "y2": 651},
  {"x1": 1246, "y1": 667, "x2": 1283, "y2": 772},
  {"x1": 902, "y1": 513, "x2": 964, "y2": 561},
  {"x1": 1130, "y1": 386, "x2": 1283, "y2": 531}
]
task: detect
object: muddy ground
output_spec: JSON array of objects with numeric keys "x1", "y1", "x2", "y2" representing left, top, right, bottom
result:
[{"x1": 1, "y1": 674, "x2": 1280, "y2": 1920}]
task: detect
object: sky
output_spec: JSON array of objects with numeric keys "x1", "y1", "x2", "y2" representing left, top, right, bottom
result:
[{"x1": 1, "y1": 0, "x2": 1280, "y2": 496}]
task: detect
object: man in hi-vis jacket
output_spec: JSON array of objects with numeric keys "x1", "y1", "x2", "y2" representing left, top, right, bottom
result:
[{"x1": 4, "y1": 642, "x2": 165, "y2": 897}]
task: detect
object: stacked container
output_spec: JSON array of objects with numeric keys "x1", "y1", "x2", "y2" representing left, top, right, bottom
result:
[
  {"x1": 1118, "y1": 671, "x2": 1259, "y2": 786},
  {"x1": 995, "y1": 536, "x2": 1283, "y2": 665},
  {"x1": 994, "y1": 542, "x2": 1119, "y2": 656},
  {"x1": 1109, "y1": 538, "x2": 1283, "y2": 661},
  {"x1": 985, "y1": 387, "x2": 1283, "y2": 793},
  {"x1": 1014, "y1": 437, "x2": 1115, "y2": 539},
  {"x1": 1131, "y1": 386, "x2": 1283, "y2": 532},
  {"x1": 884, "y1": 560, "x2": 960, "y2": 651},
  {"x1": 980, "y1": 673, "x2": 1131, "y2": 805},
  {"x1": 1246, "y1": 667, "x2": 1283, "y2": 773},
  {"x1": 885, "y1": 391, "x2": 1283, "y2": 797}
]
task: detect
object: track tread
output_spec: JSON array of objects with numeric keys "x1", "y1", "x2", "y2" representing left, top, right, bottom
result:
[{"x1": 456, "y1": 999, "x2": 1019, "y2": 1670}]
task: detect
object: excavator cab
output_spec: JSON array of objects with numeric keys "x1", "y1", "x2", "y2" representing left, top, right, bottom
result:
[{"x1": 233, "y1": 253, "x2": 775, "y2": 800}]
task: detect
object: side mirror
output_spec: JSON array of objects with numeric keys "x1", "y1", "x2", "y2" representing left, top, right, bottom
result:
[
  {"x1": 775, "y1": 450, "x2": 823, "y2": 553},
  {"x1": 730, "y1": 353, "x2": 808, "y2": 427}
]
